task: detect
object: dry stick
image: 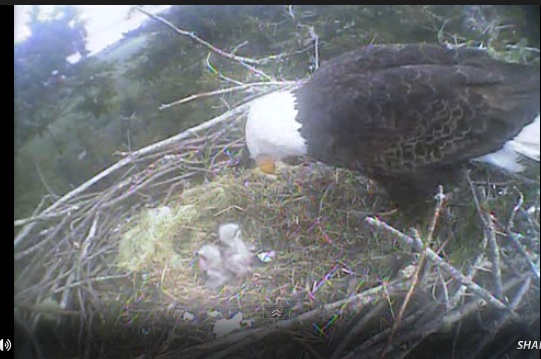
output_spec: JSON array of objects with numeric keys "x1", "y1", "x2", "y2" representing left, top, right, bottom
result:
[
  {"x1": 33, "y1": 159, "x2": 59, "y2": 198},
  {"x1": 491, "y1": 195, "x2": 541, "y2": 283},
  {"x1": 365, "y1": 217, "x2": 509, "y2": 311},
  {"x1": 14, "y1": 102, "x2": 250, "y2": 248},
  {"x1": 52, "y1": 274, "x2": 131, "y2": 293},
  {"x1": 113, "y1": 136, "x2": 208, "y2": 157},
  {"x1": 159, "y1": 81, "x2": 298, "y2": 110},
  {"x1": 447, "y1": 235, "x2": 487, "y2": 309},
  {"x1": 432, "y1": 272, "x2": 450, "y2": 305},
  {"x1": 14, "y1": 195, "x2": 57, "y2": 227},
  {"x1": 501, "y1": 229, "x2": 540, "y2": 283},
  {"x1": 205, "y1": 52, "x2": 244, "y2": 86},
  {"x1": 378, "y1": 186, "x2": 447, "y2": 358},
  {"x1": 379, "y1": 232, "x2": 427, "y2": 359},
  {"x1": 427, "y1": 185, "x2": 446, "y2": 243},
  {"x1": 32, "y1": 265, "x2": 71, "y2": 328},
  {"x1": 466, "y1": 172, "x2": 504, "y2": 300},
  {"x1": 485, "y1": 213, "x2": 504, "y2": 300},
  {"x1": 444, "y1": 190, "x2": 488, "y2": 307},
  {"x1": 99, "y1": 164, "x2": 184, "y2": 209},
  {"x1": 20, "y1": 197, "x2": 114, "y2": 308},
  {"x1": 506, "y1": 186, "x2": 524, "y2": 232},
  {"x1": 15, "y1": 216, "x2": 70, "y2": 261},
  {"x1": 361, "y1": 274, "x2": 528, "y2": 359},
  {"x1": 463, "y1": 277, "x2": 532, "y2": 359},
  {"x1": 157, "y1": 279, "x2": 411, "y2": 359},
  {"x1": 330, "y1": 301, "x2": 387, "y2": 359},
  {"x1": 62, "y1": 216, "x2": 99, "y2": 327},
  {"x1": 521, "y1": 204, "x2": 540, "y2": 231},
  {"x1": 365, "y1": 300, "x2": 483, "y2": 358},
  {"x1": 342, "y1": 276, "x2": 526, "y2": 359},
  {"x1": 15, "y1": 206, "x2": 80, "y2": 227},
  {"x1": 286, "y1": 5, "x2": 295, "y2": 19},
  {"x1": 16, "y1": 262, "x2": 73, "y2": 302}
]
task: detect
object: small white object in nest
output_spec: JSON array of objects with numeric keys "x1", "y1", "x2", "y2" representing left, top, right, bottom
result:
[
  {"x1": 196, "y1": 223, "x2": 254, "y2": 288},
  {"x1": 212, "y1": 312, "x2": 244, "y2": 338},
  {"x1": 150, "y1": 206, "x2": 173, "y2": 220},
  {"x1": 182, "y1": 311, "x2": 195, "y2": 321},
  {"x1": 207, "y1": 309, "x2": 222, "y2": 318},
  {"x1": 399, "y1": 264, "x2": 417, "y2": 279},
  {"x1": 256, "y1": 250, "x2": 276, "y2": 263}
]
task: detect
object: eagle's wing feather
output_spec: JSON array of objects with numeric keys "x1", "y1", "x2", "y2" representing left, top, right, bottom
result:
[{"x1": 295, "y1": 44, "x2": 539, "y2": 180}]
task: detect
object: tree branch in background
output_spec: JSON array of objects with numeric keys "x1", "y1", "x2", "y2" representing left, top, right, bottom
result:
[
  {"x1": 158, "y1": 81, "x2": 300, "y2": 110},
  {"x1": 134, "y1": 5, "x2": 289, "y2": 69},
  {"x1": 135, "y1": 5, "x2": 310, "y2": 110}
]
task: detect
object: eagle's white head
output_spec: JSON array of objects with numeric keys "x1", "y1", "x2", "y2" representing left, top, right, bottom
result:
[{"x1": 245, "y1": 90, "x2": 307, "y2": 174}]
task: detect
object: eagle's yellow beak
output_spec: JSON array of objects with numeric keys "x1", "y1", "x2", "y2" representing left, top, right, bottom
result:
[{"x1": 255, "y1": 155, "x2": 276, "y2": 174}]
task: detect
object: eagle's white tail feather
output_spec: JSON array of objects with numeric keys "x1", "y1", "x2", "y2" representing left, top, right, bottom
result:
[
  {"x1": 507, "y1": 114, "x2": 540, "y2": 161},
  {"x1": 475, "y1": 115, "x2": 540, "y2": 173}
]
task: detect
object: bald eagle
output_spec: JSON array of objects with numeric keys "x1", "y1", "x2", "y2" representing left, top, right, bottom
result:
[{"x1": 245, "y1": 43, "x2": 540, "y2": 203}]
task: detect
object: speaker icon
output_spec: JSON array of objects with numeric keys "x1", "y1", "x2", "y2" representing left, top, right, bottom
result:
[{"x1": 0, "y1": 339, "x2": 11, "y2": 351}]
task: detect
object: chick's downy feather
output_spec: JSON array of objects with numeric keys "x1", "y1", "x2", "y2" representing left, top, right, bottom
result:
[
  {"x1": 218, "y1": 223, "x2": 254, "y2": 277},
  {"x1": 197, "y1": 244, "x2": 232, "y2": 288}
]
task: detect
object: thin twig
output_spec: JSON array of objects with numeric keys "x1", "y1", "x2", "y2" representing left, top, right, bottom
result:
[
  {"x1": 506, "y1": 186, "x2": 524, "y2": 232},
  {"x1": 14, "y1": 205, "x2": 81, "y2": 227},
  {"x1": 365, "y1": 217, "x2": 509, "y2": 311},
  {"x1": 448, "y1": 235, "x2": 487, "y2": 308},
  {"x1": 467, "y1": 172, "x2": 504, "y2": 300},
  {"x1": 135, "y1": 6, "x2": 277, "y2": 81},
  {"x1": 485, "y1": 212, "x2": 504, "y2": 300},
  {"x1": 427, "y1": 185, "x2": 446, "y2": 243},
  {"x1": 308, "y1": 26, "x2": 319, "y2": 71},
  {"x1": 499, "y1": 227, "x2": 540, "y2": 283},
  {"x1": 206, "y1": 53, "x2": 244, "y2": 86},
  {"x1": 463, "y1": 277, "x2": 532, "y2": 359},
  {"x1": 505, "y1": 44, "x2": 541, "y2": 53},
  {"x1": 286, "y1": 5, "x2": 295, "y2": 19},
  {"x1": 380, "y1": 230, "x2": 427, "y2": 359},
  {"x1": 134, "y1": 6, "x2": 285, "y2": 66},
  {"x1": 33, "y1": 159, "x2": 59, "y2": 199},
  {"x1": 361, "y1": 275, "x2": 527, "y2": 359},
  {"x1": 15, "y1": 216, "x2": 70, "y2": 261},
  {"x1": 159, "y1": 81, "x2": 298, "y2": 110},
  {"x1": 231, "y1": 40, "x2": 249, "y2": 54}
]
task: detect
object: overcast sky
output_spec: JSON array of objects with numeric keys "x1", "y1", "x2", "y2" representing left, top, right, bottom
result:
[{"x1": 14, "y1": 5, "x2": 171, "y2": 55}]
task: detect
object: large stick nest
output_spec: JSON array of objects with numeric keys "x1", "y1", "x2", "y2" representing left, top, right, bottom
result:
[{"x1": 14, "y1": 93, "x2": 540, "y2": 359}]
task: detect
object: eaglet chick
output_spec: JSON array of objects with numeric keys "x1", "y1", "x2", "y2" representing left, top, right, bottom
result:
[
  {"x1": 197, "y1": 244, "x2": 232, "y2": 289},
  {"x1": 218, "y1": 223, "x2": 254, "y2": 278}
]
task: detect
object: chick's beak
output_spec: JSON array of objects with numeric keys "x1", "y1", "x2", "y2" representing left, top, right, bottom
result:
[{"x1": 255, "y1": 155, "x2": 276, "y2": 174}]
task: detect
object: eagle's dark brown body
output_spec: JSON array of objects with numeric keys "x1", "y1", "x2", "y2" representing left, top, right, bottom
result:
[{"x1": 294, "y1": 44, "x2": 540, "y2": 199}]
